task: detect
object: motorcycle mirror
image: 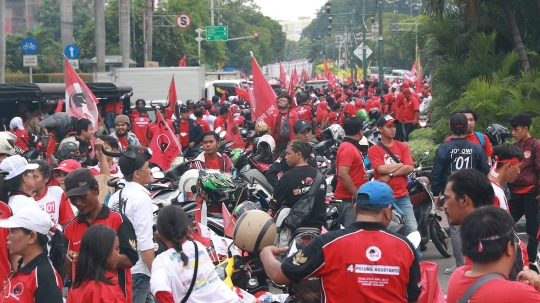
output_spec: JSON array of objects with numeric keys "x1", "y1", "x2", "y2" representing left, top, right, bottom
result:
[
  {"x1": 423, "y1": 150, "x2": 430, "y2": 157},
  {"x1": 151, "y1": 166, "x2": 161, "y2": 173},
  {"x1": 219, "y1": 131, "x2": 226, "y2": 139},
  {"x1": 225, "y1": 141, "x2": 234, "y2": 148},
  {"x1": 215, "y1": 127, "x2": 222, "y2": 134},
  {"x1": 406, "y1": 231, "x2": 421, "y2": 249},
  {"x1": 152, "y1": 171, "x2": 165, "y2": 180}
]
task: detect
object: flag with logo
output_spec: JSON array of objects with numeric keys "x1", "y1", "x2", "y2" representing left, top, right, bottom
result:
[
  {"x1": 166, "y1": 76, "x2": 177, "y2": 119},
  {"x1": 148, "y1": 109, "x2": 181, "y2": 170},
  {"x1": 251, "y1": 53, "x2": 277, "y2": 124},
  {"x1": 64, "y1": 56, "x2": 99, "y2": 132}
]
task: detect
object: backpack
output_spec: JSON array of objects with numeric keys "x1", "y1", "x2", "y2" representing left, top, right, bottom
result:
[{"x1": 452, "y1": 132, "x2": 485, "y2": 148}]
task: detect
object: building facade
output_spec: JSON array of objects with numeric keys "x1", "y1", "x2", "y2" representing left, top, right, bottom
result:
[{"x1": 278, "y1": 17, "x2": 313, "y2": 42}]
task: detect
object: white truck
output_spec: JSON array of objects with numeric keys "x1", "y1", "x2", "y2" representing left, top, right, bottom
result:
[{"x1": 112, "y1": 67, "x2": 243, "y2": 102}]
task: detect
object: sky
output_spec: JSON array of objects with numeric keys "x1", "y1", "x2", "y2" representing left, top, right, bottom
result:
[{"x1": 254, "y1": 0, "x2": 328, "y2": 21}]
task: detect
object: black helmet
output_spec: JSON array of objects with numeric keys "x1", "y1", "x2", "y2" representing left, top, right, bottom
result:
[
  {"x1": 38, "y1": 112, "x2": 73, "y2": 142},
  {"x1": 57, "y1": 140, "x2": 86, "y2": 163},
  {"x1": 186, "y1": 99, "x2": 195, "y2": 106},
  {"x1": 369, "y1": 108, "x2": 381, "y2": 121},
  {"x1": 486, "y1": 124, "x2": 511, "y2": 146}
]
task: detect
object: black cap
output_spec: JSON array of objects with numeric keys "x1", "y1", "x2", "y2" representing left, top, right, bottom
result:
[
  {"x1": 64, "y1": 168, "x2": 97, "y2": 197},
  {"x1": 179, "y1": 105, "x2": 189, "y2": 113},
  {"x1": 293, "y1": 119, "x2": 312, "y2": 134},
  {"x1": 118, "y1": 146, "x2": 153, "y2": 176},
  {"x1": 450, "y1": 113, "x2": 468, "y2": 131},
  {"x1": 376, "y1": 115, "x2": 399, "y2": 127}
]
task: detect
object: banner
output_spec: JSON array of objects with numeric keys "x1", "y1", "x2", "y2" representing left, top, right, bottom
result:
[
  {"x1": 148, "y1": 109, "x2": 181, "y2": 170},
  {"x1": 167, "y1": 76, "x2": 177, "y2": 119},
  {"x1": 64, "y1": 56, "x2": 99, "y2": 132},
  {"x1": 251, "y1": 55, "x2": 277, "y2": 124}
]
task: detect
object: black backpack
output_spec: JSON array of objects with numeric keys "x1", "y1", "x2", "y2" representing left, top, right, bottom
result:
[{"x1": 283, "y1": 172, "x2": 324, "y2": 230}]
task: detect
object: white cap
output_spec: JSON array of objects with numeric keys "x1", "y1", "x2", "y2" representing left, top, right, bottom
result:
[
  {"x1": 0, "y1": 206, "x2": 53, "y2": 235},
  {"x1": 391, "y1": 83, "x2": 399, "y2": 89},
  {"x1": 0, "y1": 155, "x2": 39, "y2": 180},
  {"x1": 359, "y1": 84, "x2": 365, "y2": 89},
  {"x1": 0, "y1": 132, "x2": 17, "y2": 156}
]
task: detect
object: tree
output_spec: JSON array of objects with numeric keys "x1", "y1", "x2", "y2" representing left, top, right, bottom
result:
[
  {"x1": 0, "y1": 0, "x2": 6, "y2": 83},
  {"x1": 95, "y1": 0, "x2": 106, "y2": 72},
  {"x1": 119, "y1": 0, "x2": 130, "y2": 67},
  {"x1": 60, "y1": 0, "x2": 74, "y2": 47}
]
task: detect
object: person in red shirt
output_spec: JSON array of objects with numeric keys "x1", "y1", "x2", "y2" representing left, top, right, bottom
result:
[
  {"x1": 64, "y1": 168, "x2": 138, "y2": 303},
  {"x1": 447, "y1": 206, "x2": 540, "y2": 303},
  {"x1": 0, "y1": 200, "x2": 11, "y2": 284},
  {"x1": 395, "y1": 88, "x2": 419, "y2": 141},
  {"x1": 368, "y1": 115, "x2": 418, "y2": 255},
  {"x1": 213, "y1": 106, "x2": 228, "y2": 132},
  {"x1": 194, "y1": 108, "x2": 210, "y2": 132},
  {"x1": 0, "y1": 206, "x2": 64, "y2": 302},
  {"x1": 315, "y1": 101, "x2": 329, "y2": 136},
  {"x1": 131, "y1": 111, "x2": 150, "y2": 147},
  {"x1": 444, "y1": 108, "x2": 493, "y2": 161},
  {"x1": 178, "y1": 54, "x2": 186, "y2": 67},
  {"x1": 335, "y1": 116, "x2": 369, "y2": 227},
  {"x1": 268, "y1": 95, "x2": 299, "y2": 160},
  {"x1": 191, "y1": 132, "x2": 233, "y2": 173},
  {"x1": 173, "y1": 105, "x2": 203, "y2": 157},
  {"x1": 384, "y1": 83, "x2": 400, "y2": 115},
  {"x1": 67, "y1": 225, "x2": 128, "y2": 303},
  {"x1": 9, "y1": 117, "x2": 37, "y2": 152}
]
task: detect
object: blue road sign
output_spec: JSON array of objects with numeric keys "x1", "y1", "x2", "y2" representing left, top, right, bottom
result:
[
  {"x1": 64, "y1": 44, "x2": 80, "y2": 59},
  {"x1": 21, "y1": 38, "x2": 38, "y2": 55}
]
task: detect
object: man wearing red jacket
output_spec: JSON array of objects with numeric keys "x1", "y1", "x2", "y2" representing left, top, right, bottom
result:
[
  {"x1": 191, "y1": 132, "x2": 233, "y2": 173},
  {"x1": 131, "y1": 108, "x2": 150, "y2": 147},
  {"x1": 268, "y1": 95, "x2": 299, "y2": 160}
]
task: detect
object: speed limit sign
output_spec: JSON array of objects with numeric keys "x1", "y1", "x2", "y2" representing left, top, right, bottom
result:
[{"x1": 176, "y1": 14, "x2": 192, "y2": 29}]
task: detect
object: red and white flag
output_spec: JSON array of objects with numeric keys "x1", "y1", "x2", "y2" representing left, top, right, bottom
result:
[
  {"x1": 166, "y1": 76, "x2": 177, "y2": 119},
  {"x1": 222, "y1": 203, "x2": 235, "y2": 238},
  {"x1": 251, "y1": 54, "x2": 277, "y2": 124},
  {"x1": 148, "y1": 110, "x2": 181, "y2": 170},
  {"x1": 64, "y1": 56, "x2": 99, "y2": 132}
]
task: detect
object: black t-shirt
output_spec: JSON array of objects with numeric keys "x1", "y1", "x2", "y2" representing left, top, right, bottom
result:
[{"x1": 271, "y1": 165, "x2": 326, "y2": 229}]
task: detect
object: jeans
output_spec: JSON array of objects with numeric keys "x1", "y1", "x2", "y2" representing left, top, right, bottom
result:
[
  {"x1": 395, "y1": 196, "x2": 422, "y2": 260},
  {"x1": 448, "y1": 222, "x2": 464, "y2": 267},
  {"x1": 396, "y1": 122, "x2": 406, "y2": 142},
  {"x1": 509, "y1": 187, "x2": 540, "y2": 259},
  {"x1": 104, "y1": 112, "x2": 117, "y2": 134},
  {"x1": 132, "y1": 273, "x2": 154, "y2": 303},
  {"x1": 338, "y1": 199, "x2": 356, "y2": 228}
]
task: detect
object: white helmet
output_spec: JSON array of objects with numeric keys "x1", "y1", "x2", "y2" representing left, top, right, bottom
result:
[
  {"x1": 325, "y1": 124, "x2": 345, "y2": 141},
  {"x1": 257, "y1": 135, "x2": 275, "y2": 154},
  {"x1": 0, "y1": 132, "x2": 17, "y2": 156}
]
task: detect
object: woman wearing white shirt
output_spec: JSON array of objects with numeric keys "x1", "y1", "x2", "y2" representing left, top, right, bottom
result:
[
  {"x1": 150, "y1": 205, "x2": 237, "y2": 303},
  {"x1": 0, "y1": 155, "x2": 39, "y2": 213}
]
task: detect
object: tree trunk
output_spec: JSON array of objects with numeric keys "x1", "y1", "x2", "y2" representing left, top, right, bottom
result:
[
  {"x1": 536, "y1": 0, "x2": 540, "y2": 20},
  {"x1": 60, "y1": 0, "x2": 74, "y2": 48},
  {"x1": 94, "y1": 0, "x2": 106, "y2": 72},
  {"x1": 0, "y1": 0, "x2": 6, "y2": 83},
  {"x1": 500, "y1": 0, "x2": 530, "y2": 75},
  {"x1": 145, "y1": 0, "x2": 153, "y2": 62},
  {"x1": 119, "y1": 0, "x2": 130, "y2": 68}
]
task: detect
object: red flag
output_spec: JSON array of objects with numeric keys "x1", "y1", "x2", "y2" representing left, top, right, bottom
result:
[
  {"x1": 167, "y1": 76, "x2": 177, "y2": 119},
  {"x1": 222, "y1": 203, "x2": 235, "y2": 238},
  {"x1": 148, "y1": 110, "x2": 181, "y2": 170},
  {"x1": 323, "y1": 56, "x2": 330, "y2": 80},
  {"x1": 346, "y1": 73, "x2": 354, "y2": 85},
  {"x1": 64, "y1": 56, "x2": 99, "y2": 132},
  {"x1": 234, "y1": 87, "x2": 250, "y2": 102},
  {"x1": 288, "y1": 68, "x2": 298, "y2": 109},
  {"x1": 279, "y1": 62, "x2": 288, "y2": 88},
  {"x1": 220, "y1": 90, "x2": 227, "y2": 105},
  {"x1": 226, "y1": 111, "x2": 244, "y2": 149},
  {"x1": 291, "y1": 67, "x2": 299, "y2": 87},
  {"x1": 191, "y1": 229, "x2": 211, "y2": 248},
  {"x1": 316, "y1": 70, "x2": 323, "y2": 80},
  {"x1": 251, "y1": 55, "x2": 277, "y2": 124},
  {"x1": 241, "y1": 67, "x2": 248, "y2": 80}
]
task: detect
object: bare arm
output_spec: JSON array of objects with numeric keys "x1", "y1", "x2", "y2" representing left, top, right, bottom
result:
[
  {"x1": 375, "y1": 163, "x2": 403, "y2": 175},
  {"x1": 117, "y1": 254, "x2": 135, "y2": 268},
  {"x1": 338, "y1": 166, "x2": 358, "y2": 201},
  {"x1": 260, "y1": 246, "x2": 293, "y2": 285},
  {"x1": 392, "y1": 164, "x2": 414, "y2": 176},
  {"x1": 141, "y1": 249, "x2": 155, "y2": 271}
]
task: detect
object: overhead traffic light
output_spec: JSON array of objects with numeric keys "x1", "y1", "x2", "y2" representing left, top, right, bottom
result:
[{"x1": 325, "y1": 2, "x2": 331, "y2": 14}]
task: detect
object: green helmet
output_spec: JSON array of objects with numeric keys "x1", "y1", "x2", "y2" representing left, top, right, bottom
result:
[
  {"x1": 196, "y1": 170, "x2": 235, "y2": 204},
  {"x1": 230, "y1": 149, "x2": 243, "y2": 165},
  {"x1": 357, "y1": 109, "x2": 368, "y2": 120}
]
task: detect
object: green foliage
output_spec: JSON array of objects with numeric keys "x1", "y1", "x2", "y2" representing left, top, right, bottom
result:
[
  {"x1": 408, "y1": 128, "x2": 437, "y2": 143},
  {"x1": 35, "y1": 0, "x2": 93, "y2": 41},
  {"x1": 5, "y1": 73, "x2": 93, "y2": 83},
  {"x1": 406, "y1": 139, "x2": 439, "y2": 166}
]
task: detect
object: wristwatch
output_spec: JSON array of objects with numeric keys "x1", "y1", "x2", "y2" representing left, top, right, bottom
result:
[{"x1": 389, "y1": 173, "x2": 394, "y2": 178}]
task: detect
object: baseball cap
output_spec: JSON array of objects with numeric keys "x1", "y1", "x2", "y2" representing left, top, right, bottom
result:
[
  {"x1": 0, "y1": 155, "x2": 39, "y2": 180},
  {"x1": 376, "y1": 115, "x2": 399, "y2": 127},
  {"x1": 179, "y1": 105, "x2": 190, "y2": 113},
  {"x1": 391, "y1": 83, "x2": 399, "y2": 89},
  {"x1": 115, "y1": 115, "x2": 130, "y2": 125},
  {"x1": 450, "y1": 113, "x2": 468, "y2": 131},
  {"x1": 64, "y1": 168, "x2": 98, "y2": 197},
  {"x1": 356, "y1": 181, "x2": 403, "y2": 214},
  {"x1": 293, "y1": 120, "x2": 312, "y2": 134},
  {"x1": 53, "y1": 159, "x2": 82, "y2": 174},
  {"x1": 0, "y1": 206, "x2": 53, "y2": 235},
  {"x1": 402, "y1": 88, "x2": 411, "y2": 94}
]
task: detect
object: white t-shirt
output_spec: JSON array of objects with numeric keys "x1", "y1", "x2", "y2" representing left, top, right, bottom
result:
[
  {"x1": 150, "y1": 241, "x2": 237, "y2": 303},
  {"x1": 8, "y1": 194, "x2": 38, "y2": 214},
  {"x1": 33, "y1": 186, "x2": 75, "y2": 226},
  {"x1": 491, "y1": 180, "x2": 509, "y2": 212},
  {"x1": 89, "y1": 164, "x2": 124, "y2": 178},
  {"x1": 203, "y1": 114, "x2": 217, "y2": 131}
]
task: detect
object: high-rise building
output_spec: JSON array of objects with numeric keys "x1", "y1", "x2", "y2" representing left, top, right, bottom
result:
[
  {"x1": 5, "y1": 0, "x2": 42, "y2": 34},
  {"x1": 279, "y1": 17, "x2": 313, "y2": 42}
]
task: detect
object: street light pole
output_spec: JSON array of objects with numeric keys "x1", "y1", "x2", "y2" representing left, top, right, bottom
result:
[
  {"x1": 378, "y1": 0, "x2": 384, "y2": 82},
  {"x1": 195, "y1": 28, "x2": 205, "y2": 66},
  {"x1": 362, "y1": 0, "x2": 367, "y2": 83}
]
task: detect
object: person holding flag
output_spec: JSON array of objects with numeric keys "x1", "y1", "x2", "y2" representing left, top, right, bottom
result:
[{"x1": 268, "y1": 95, "x2": 299, "y2": 160}]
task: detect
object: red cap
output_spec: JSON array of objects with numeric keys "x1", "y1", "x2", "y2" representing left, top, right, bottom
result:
[
  {"x1": 402, "y1": 88, "x2": 411, "y2": 94},
  {"x1": 402, "y1": 82, "x2": 410, "y2": 88},
  {"x1": 53, "y1": 160, "x2": 82, "y2": 174},
  {"x1": 206, "y1": 99, "x2": 212, "y2": 104},
  {"x1": 337, "y1": 97, "x2": 344, "y2": 103}
]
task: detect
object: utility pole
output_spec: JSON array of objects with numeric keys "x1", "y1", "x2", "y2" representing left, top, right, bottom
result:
[
  {"x1": 362, "y1": 0, "x2": 366, "y2": 83},
  {"x1": 378, "y1": 0, "x2": 384, "y2": 82},
  {"x1": 0, "y1": 0, "x2": 5, "y2": 83},
  {"x1": 211, "y1": 0, "x2": 214, "y2": 26}
]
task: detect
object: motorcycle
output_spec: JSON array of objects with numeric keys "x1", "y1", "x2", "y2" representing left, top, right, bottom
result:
[{"x1": 408, "y1": 150, "x2": 452, "y2": 258}]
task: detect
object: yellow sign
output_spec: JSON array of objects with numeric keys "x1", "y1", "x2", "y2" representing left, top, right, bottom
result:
[{"x1": 217, "y1": 61, "x2": 224, "y2": 68}]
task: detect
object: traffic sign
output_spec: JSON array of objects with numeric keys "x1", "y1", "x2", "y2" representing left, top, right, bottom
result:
[
  {"x1": 68, "y1": 59, "x2": 79, "y2": 69},
  {"x1": 176, "y1": 14, "x2": 191, "y2": 29},
  {"x1": 21, "y1": 38, "x2": 38, "y2": 55},
  {"x1": 354, "y1": 43, "x2": 372, "y2": 61},
  {"x1": 206, "y1": 26, "x2": 228, "y2": 41},
  {"x1": 64, "y1": 44, "x2": 80, "y2": 59},
  {"x1": 23, "y1": 55, "x2": 38, "y2": 67}
]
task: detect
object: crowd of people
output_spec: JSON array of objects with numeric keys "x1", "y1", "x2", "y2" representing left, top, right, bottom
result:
[{"x1": 0, "y1": 74, "x2": 538, "y2": 303}]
